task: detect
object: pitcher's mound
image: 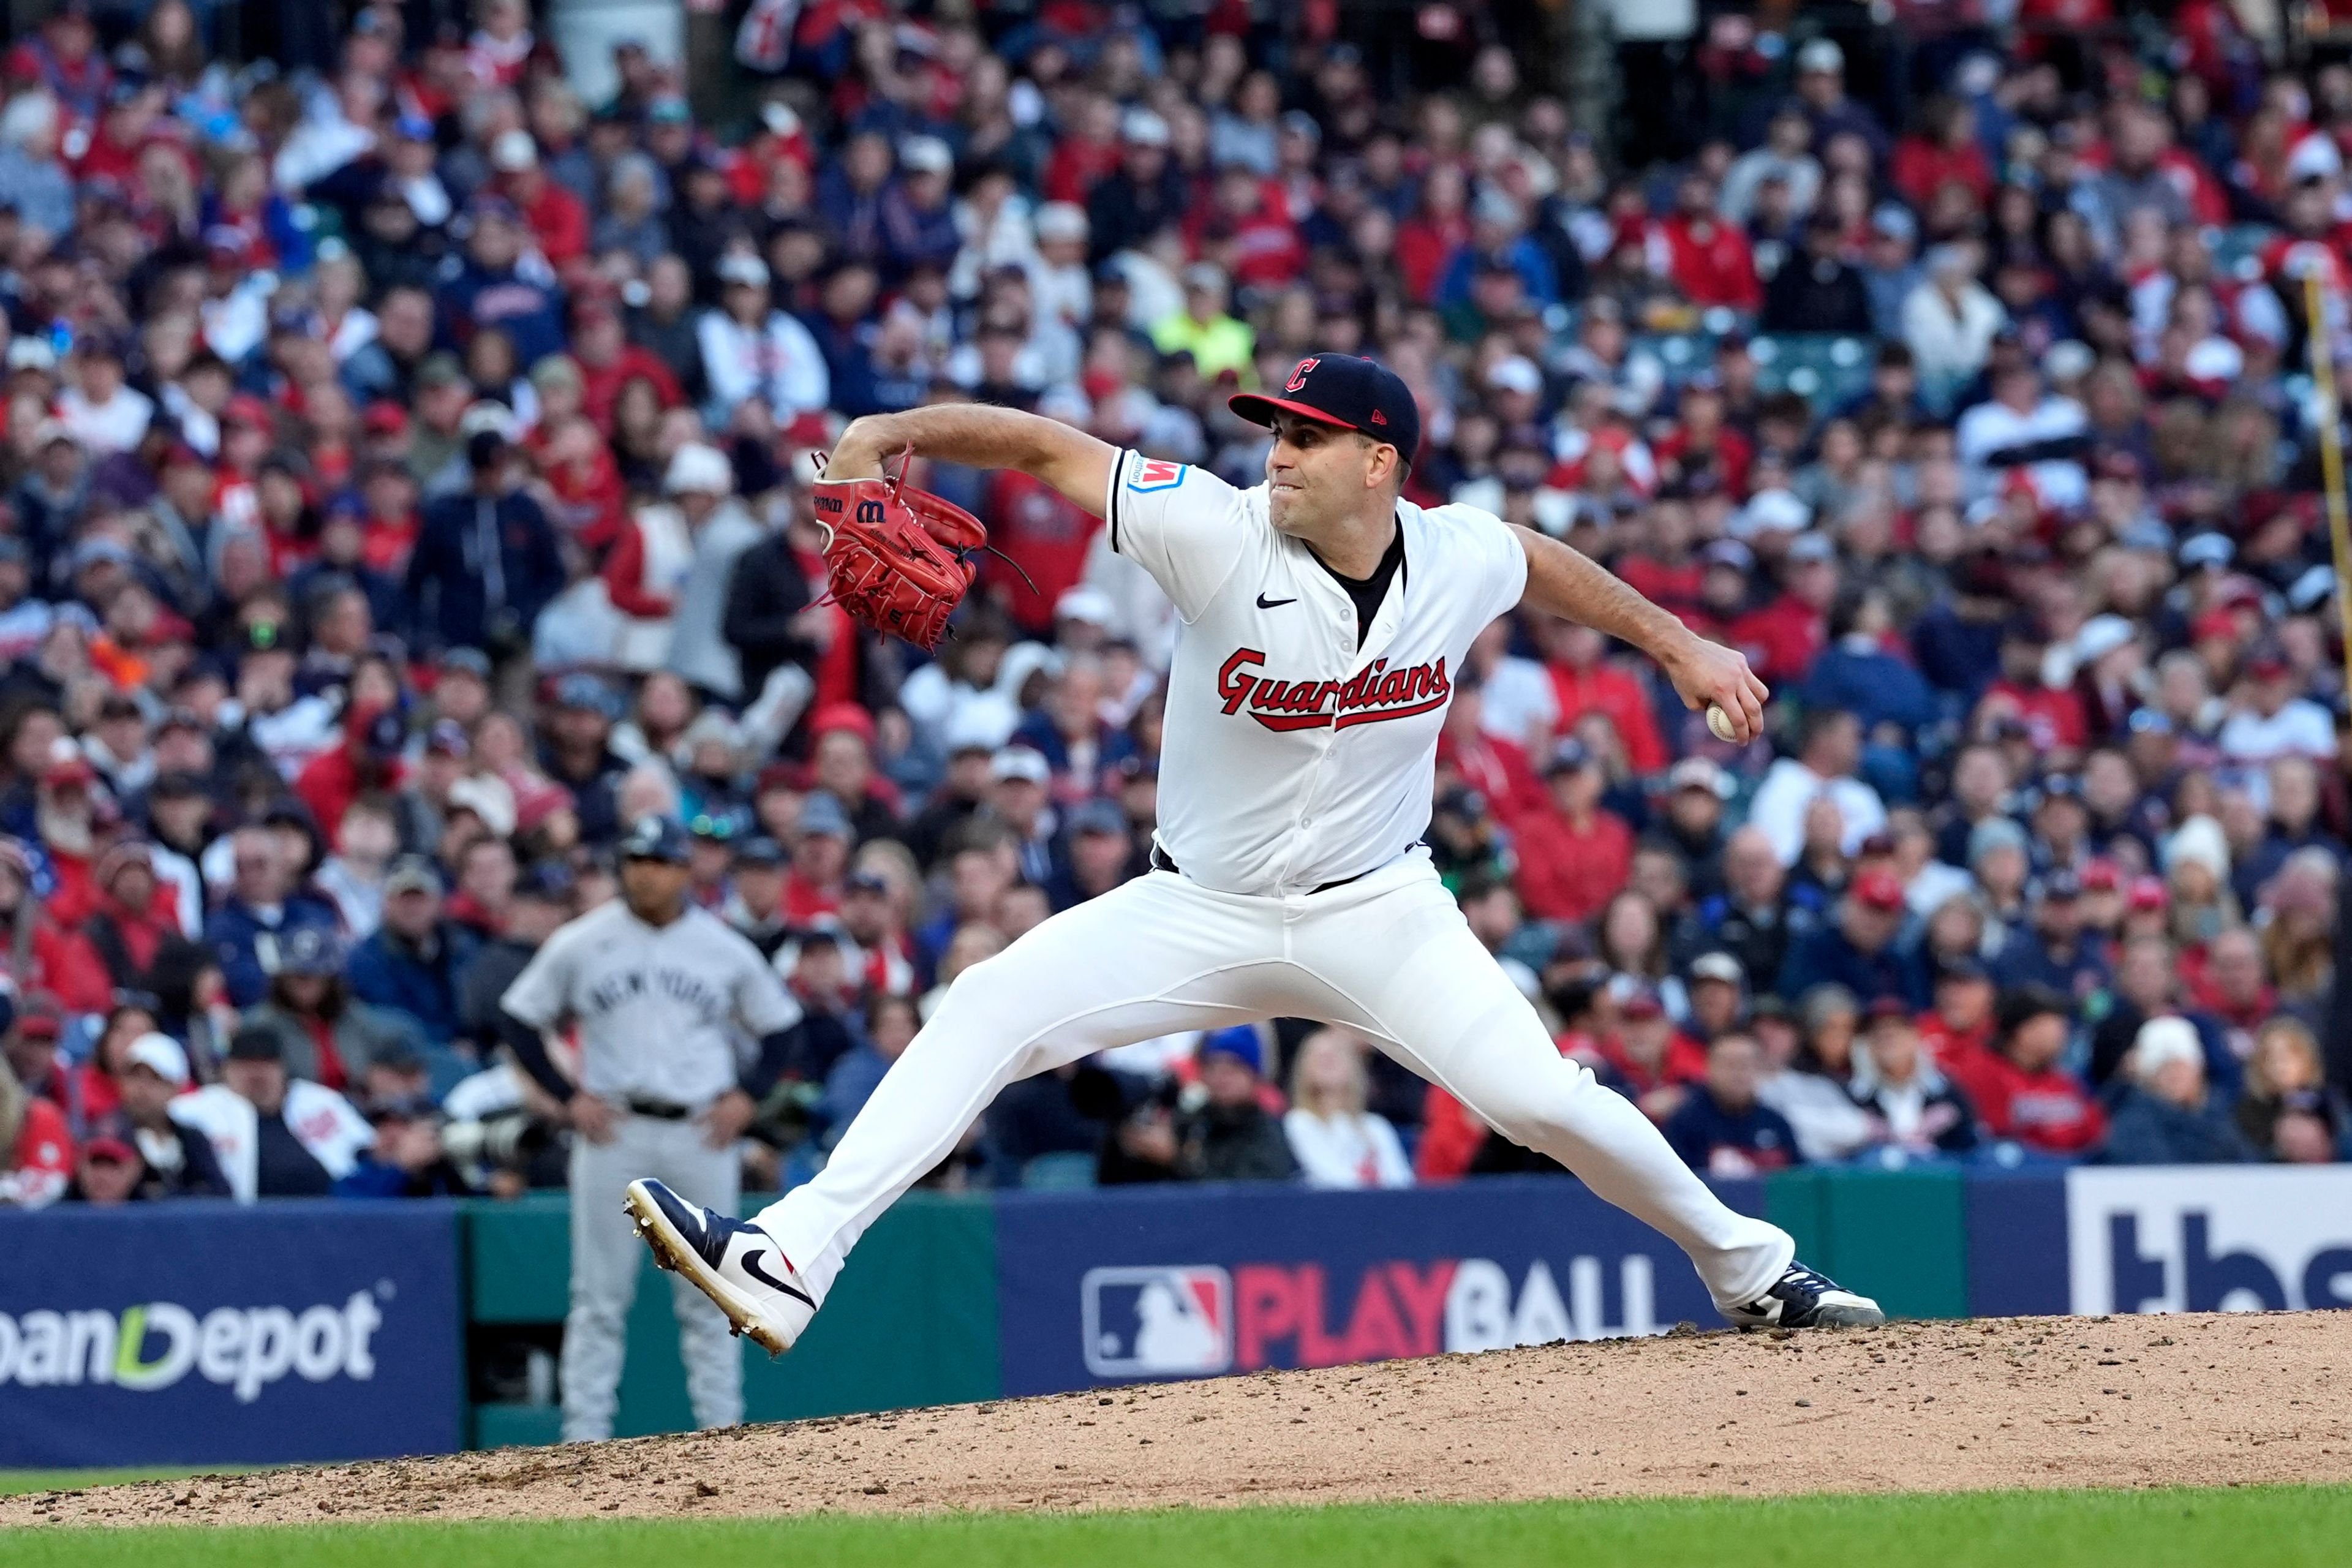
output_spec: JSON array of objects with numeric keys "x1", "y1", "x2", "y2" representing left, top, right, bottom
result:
[{"x1": 10, "y1": 1312, "x2": 2348, "y2": 1527}]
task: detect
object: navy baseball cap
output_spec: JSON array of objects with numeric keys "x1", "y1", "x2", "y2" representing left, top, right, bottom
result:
[
  {"x1": 618, "y1": 814, "x2": 691, "y2": 865},
  {"x1": 733, "y1": 835, "x2": 786, "y2": 869},
  {"x1": 1229, "y1": 354, "x2": 1421, "y2": 470}
]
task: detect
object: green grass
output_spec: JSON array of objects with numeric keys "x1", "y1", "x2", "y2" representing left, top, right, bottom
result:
[{"x1": 2, "y1": 1484, "x2": 2346, "y2": 1566}]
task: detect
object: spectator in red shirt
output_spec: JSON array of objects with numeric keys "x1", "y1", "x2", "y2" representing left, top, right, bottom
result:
[
  {"x1": 1648, "y1": 170, "x2": 1760, "y2": 312},
  {"x1": 1915, "y1": 956, "x2": 1998, "y2": 1065},
  {"x1": 2185, "y1": 927, "x2": 2277, "y2": 1060},
  {"x1": 1396, "y1": 164, "x2": 1471, "y2": 305},
  {"x1": 0, "y1": 843, "x2": 111, "y2": 1016},
  {"x1": 1728, "y1": 530, "x2": 1836, "y2": 686},
  {"x1": 295, "y1": 706, "x2": 407, "y2": 840},
  {"x1": 1041, "y1": 91, "x2": 1124, "y2": 206},
  {"x1": 1591, "y1": 986, "x2": 1709, "y2": 1124},
  {"x1": 1, "y1": 1054, "x2": 73, "y2": 1208},
  {"x1": 489, "y1": 130, "x2": 588, "y2": 272},
  {"x1": 1892, "y1": 96, "x2": 1996, "y2": 212},
  {"x1": 29, "y1": 753, "x2": 101, "y2": 925},
  {"x1": 1651, "y1": 377, "x2": 1754, "y2": 499},
  {"x1": 1983, "y1": 622, "x2": 2089, "y2": 757},
  {"x1": 573, "y1": 295, "x2": 684, "y2": 432},
  {"x1": 1537, "y1": 619, "x2": 1668, "y2": 775},
  {"x1": 984, "y1": 464, "x2": 1103, "y2": 637},
  {"x1": 1512, "y1": 738, "x2": 1634, "y2": 925},
  {"x1": 1436, "y1": 679, "x2": 1546, "y2": 826},
  {"x1": 782, "y1": 791, "x2": 853, "y2": 923},
  {"x1": 1191, "y1": 166, "x2": 1305, "y2": 289},
  {"x1": 1941, "y1": 985, "x2": 2108, "y2": 1155}
]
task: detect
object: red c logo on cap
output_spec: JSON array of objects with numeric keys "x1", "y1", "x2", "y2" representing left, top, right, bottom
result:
[{"x1": 1285, "y1": 357, "x2": 1319, "y2": 393}]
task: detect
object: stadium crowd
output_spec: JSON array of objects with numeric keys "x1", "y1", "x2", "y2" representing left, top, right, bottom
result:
[{"x1": 3, "y1": 0, "x2": 2352, "y2": 1211}]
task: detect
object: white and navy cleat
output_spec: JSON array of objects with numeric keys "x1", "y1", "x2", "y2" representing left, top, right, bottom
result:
[
  {"x1": 1722, "y1": 1262, "x2": 1886, "y2": 1330},
  {"x1": 623, "y1": 1178, "x2": 815, "y2": 1356}
]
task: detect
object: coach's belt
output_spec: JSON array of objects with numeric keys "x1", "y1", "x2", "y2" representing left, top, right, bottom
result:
[
  {"x1": 624, "y1": 1096, "x2": 696, "y2": 1121},
  {"x1": 1148, "y1": 843, "x2": 1381, "y2": 897}
]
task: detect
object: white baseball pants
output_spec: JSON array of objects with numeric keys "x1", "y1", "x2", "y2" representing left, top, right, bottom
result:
[
  {"x1": 755, "y1": 852, "x2": 1793, "y2": 1317},
  {"x1": 564, "y1": 1112, "x2": 742, "y2": 1442}
]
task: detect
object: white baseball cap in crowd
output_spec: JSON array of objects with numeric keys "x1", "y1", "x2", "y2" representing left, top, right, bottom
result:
[
  {"x1": 1732, "y1": 488, "x2": 1811, "y2": 539},
  {"x1": 1121, "y1": 109, "x2": 1170, "y2": 147},
  {"x1": 716, "y1": 253, "x2": 772, "y2": 290},
  {"x1": 900, "y1": 135, "x2": 954, "y2": 176},
  {"x1": 1182, "y1": 261, "x2": 1227, "y2": 293},
  {"x1": 1785, "y1": 529, "x2": 1837, "y2": 564},
  {"x1": 490, "y1": 129, "x2": 538, "y2": 173},
  {"x1": 447, "y1": 774, "x2": 518, "y2": 838},
  {"x1": 457, "y1": 401, "x2": 519, "y2": 442},
  {"x1": 7, "y1": 335, "x2": 56, "y2": 371},
  {"x1": 1486, "y1": 356, "x2": 1543, "y2": 397},
  {"x1": 1054, "y1": 584, "x2": 1115, "y2": 626},
  {"x1": 1797, "y1": 38, "x2": 1845, "y2": 75},
  {"x1": 1668, "y1": 755, "x2": 1730, "y2": 797},
  {"x1": 1689, "y1": 952, "x2": 1746, "y2": 988},
  {"x1": 664, "y1": 442, "x2": 734, "y2": 497},
  {"x1": 1034, "y1": 202, "x2": 1090, "y2": 244},
  {"x1": 2042, "y1": 339, "x2": 2095, "y2": 383},
  {"x1": 990, "y1": 746, "x2": 1051, "y2": 785},
  {"x1": 125, "y1": 1031, "x2": 189, "y2": 1085},
  {"x1": 2073, "y1": 614, "x2": 2136, "y2": 665}
]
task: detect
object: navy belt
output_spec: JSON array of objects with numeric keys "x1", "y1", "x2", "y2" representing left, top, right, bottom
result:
[
  {"x1": 1149, "y1": 843, "x2": 1384, "y2": 896},
  {"x1": 625, "y1": 1096, "x2": 695, "y2": 1121}
]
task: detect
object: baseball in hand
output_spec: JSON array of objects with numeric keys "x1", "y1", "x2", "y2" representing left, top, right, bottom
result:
[{"x1": 1706, "y1": 704, "x2": 1740, "y2": 742}]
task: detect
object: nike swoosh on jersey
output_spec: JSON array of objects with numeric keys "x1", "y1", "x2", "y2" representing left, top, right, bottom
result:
[{"x1": 1256, "y1": 594, "x2": 1298, "y2": 609}]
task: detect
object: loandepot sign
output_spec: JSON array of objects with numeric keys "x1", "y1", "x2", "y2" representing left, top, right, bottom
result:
[{"x1": 0, "y1": 1292, "x2": 383, "y2": 1403}]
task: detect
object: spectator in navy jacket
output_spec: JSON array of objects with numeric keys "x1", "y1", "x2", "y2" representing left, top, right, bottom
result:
[
  {"x1": 2101, "y1": 1017, "x2": 2258, "y2": 1166},
  {"x1": 1777, "y1": 868, "x2": 1928, "y2": 1011},
  {"x1": 203, "y1": 824, "x2": 339, "y2": 1008},
  {"x1": 1799, "y1": 589, "x2": 1938, "y2": 746},
  {"x1": 1664, "y1": 1033, "x2": 1805, "y2": 1176},
  {"x1": 347, "y1": 856, "x2": 482, "y2": 1046},
  {"x1": 404, "y1": 426, "x2": 565, "y2": 659},
  {"x1": 1991, "y1": 869, "x2": 2113, "y2": 1002},
  {"x1": 434, "y1": 198, "x2": 567, "y2": 367}
]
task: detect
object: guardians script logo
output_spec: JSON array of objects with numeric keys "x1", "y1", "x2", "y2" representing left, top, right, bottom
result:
[{"x1": 1216, "y1": 648, "x2": 1450, "y2": 732}]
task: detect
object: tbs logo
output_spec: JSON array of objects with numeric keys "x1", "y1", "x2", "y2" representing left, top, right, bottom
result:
[{"x1": 1081, "y1": 1266, "x2": 1232, "y2": 1379}]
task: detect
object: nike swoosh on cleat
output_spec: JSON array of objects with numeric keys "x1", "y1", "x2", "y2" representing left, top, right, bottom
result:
[{"x1": 742, "y1": 1251, "x2": 816, "y2": 1308}]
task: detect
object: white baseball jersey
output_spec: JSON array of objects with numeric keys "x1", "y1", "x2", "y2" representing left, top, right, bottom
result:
[
  {"x1": 500, "y1": 902, "x2": 804, "y2": 1108},
  {"x1": 1103, "y1": 448, "x2": 1528, "y2": 895}
]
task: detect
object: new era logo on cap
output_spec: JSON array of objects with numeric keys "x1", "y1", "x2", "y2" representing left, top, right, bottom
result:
[{"x1": 1231, "y1": 353, "x2": 1421, "y2": 470}]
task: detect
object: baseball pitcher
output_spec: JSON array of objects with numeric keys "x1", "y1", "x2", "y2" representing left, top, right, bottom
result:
[{"x1": 626, "y1": 353, "x2": 1882, "y2": 1363}]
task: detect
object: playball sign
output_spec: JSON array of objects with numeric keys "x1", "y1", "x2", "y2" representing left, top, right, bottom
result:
[{"x1": 999, "y1": 1177, "x2": 1748, "y2": 1395}]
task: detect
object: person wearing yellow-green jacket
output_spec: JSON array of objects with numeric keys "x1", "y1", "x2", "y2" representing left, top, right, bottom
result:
[{"x1": 1150, "y1": 263, "x2": 1256, "y2": 385}]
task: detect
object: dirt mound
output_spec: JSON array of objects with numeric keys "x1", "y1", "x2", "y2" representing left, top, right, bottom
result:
[{"x1": 9, "y1": 1312, "x2": 2348, "y2": 1528}]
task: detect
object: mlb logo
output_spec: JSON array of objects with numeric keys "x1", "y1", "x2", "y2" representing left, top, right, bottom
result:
[
  {"x1": 1128, "y1": 459, "x2": 1186, "y2": 492},
  {"x1": 1081, "y1": 1265, "x2": 1233, "y2": 1379}
]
